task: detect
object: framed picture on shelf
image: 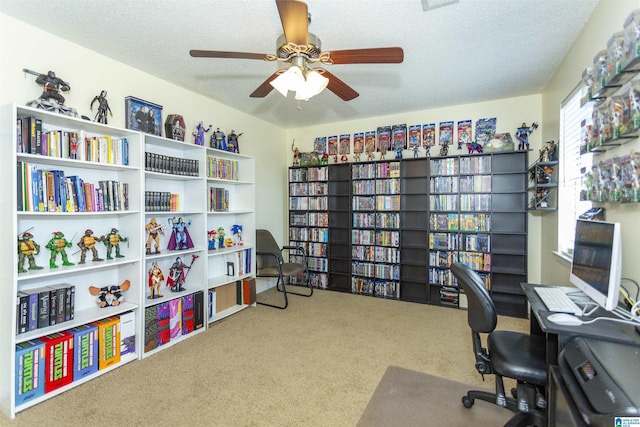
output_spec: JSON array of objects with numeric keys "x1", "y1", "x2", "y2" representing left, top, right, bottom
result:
[{"x1": 125, "y1": 96, "x2": 163, "y2": 136}]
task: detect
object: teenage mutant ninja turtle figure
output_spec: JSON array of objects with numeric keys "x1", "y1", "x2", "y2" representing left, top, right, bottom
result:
[
  {"x1": 104, "y1": 227, "x2": 128, "y2": 260},
  {"x1": 77, "y1": 229, "x2": 105, "y2": 264},
  {"x1": 46, "y1": 231, "x2": 74, "y2": 268},
  {"x1": 18, "y1": 232, "x2": 44, "y2": 273}
]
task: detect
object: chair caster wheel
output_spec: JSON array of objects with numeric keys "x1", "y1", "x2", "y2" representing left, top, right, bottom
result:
[{"x1": 462, "y1": 396, "x2": 474, "y2": 408}]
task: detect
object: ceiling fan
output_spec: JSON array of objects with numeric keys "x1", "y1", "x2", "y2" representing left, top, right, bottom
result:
[{"x1": 190, "y1": 0, "x2": 404, "y2": 101}]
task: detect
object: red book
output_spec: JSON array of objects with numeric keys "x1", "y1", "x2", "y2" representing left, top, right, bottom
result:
[{"x1": 40, "y1": 331, "x2": 74, "y2": 393}]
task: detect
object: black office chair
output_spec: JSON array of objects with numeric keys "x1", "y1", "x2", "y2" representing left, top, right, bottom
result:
[
  {"x1": 255, "y1": 229, "x2": 312, "y2": 309},
  {"x1": 450, "y1": 262, "x2": 547, "y2": 427}
]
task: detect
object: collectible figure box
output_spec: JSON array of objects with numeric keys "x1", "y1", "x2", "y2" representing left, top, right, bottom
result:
[
  {"x1": 169, "y1": 298, "x2": 182, "y2": 340},
  {"x1": 182, "y1": 294, "x2": 195, "y2": 336},
  {"x1": 40, "y1": 331, "x2": 74, "y2": 393},
  {"x1": 119, "y1": 311, "x2": 136, "y2": 356},
  {"x1": 69, "y1": 324, "x2": 98, "y2": 381},
  {"x1": 93, "y1": 317, "x2": 121, "y2": 370},
  {"x1": 144, "y1": 305, "x2": 158, "y2": 353},
  {"x1": 15, "y1": 339, "x2": 45, "y2": 405},
  {"x1": 157, "y1": 302, "x2": 170, "y2": 346}
]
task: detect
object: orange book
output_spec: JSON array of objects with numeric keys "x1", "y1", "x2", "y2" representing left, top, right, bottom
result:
[{"x1": 93, "y1": 316, "x2": 121, "y2": 370}]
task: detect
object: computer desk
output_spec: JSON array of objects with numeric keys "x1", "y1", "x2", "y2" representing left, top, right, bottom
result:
[
  {"x1": 522, "y1": 283, "x2": 640, "y2": 425},
  {"x1": 522, "y1": 283, "x2": 640, "y2": 366}
]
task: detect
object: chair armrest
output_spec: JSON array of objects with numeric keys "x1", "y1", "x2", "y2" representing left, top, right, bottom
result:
[
  {"x1": 282, "y1": 245, "x2": 307, "y2": 258},
  {"x1": 256, "y1": 250, "x2": 283, "y2": 263}
]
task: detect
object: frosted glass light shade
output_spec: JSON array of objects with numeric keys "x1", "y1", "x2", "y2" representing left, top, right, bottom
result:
[
  {"x1": 270, "y1": 66, "x2": 305, "y2": 97},
  {"x1": 295, "y1": 69, "x2": 329, "y2": 101}
]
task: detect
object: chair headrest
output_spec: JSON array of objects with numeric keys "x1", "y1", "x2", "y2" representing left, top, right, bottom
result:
[{"x1": 450, "y1": 262, "x2": 497, "y2": 333}]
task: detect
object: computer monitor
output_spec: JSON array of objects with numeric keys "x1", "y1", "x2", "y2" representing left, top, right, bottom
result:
[{"x1": 570, "y1": 219, "x2": 622, "y2": 311}]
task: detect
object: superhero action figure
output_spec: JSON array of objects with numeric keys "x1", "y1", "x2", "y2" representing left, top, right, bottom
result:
[
  {"x1": 166, "y1": 255, "x2": 198, "y2": 292},
  {"x1": 210, "y1": 128, "x2": 226, "y2": 150},
  {"x1": 145, "y1": 217, "x2": 165, "y2": 255},
  {"x1": 168, "y1": 217, "x2": 194, "y2": 250},
  {"x1": 77, "y1": 229, "x2": 105, "y2": 264},
  {"x1": 193, "y1": 122, "x2": 212, "y2": 146},
  {"x1": 148, "y1": 261, "x2": 164, "y2": 299},
  {"x1": 89, "y1": 280, "x2": 131, "y2": 308},
  {"x1": 46, "y1": 231, "x2": 74, "y2": 268},
  {"x1": 104, "y1": 228, "x2": 128, "y2": 259},
  {"x1": 23, "y1": 68, "x2": 78, "y2": 116},
  {"x1": 226, "y1": 130, "x2": 242, "y2": 153},
  {"x1": 90, "y1": 90, "x2": 112, "y2": 124},
  {"x1": 17, "y1": 231, "x2": 44, "y2": 273}
]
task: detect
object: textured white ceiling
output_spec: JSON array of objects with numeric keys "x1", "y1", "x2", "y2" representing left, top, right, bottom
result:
[{"x1": 0, "y1": 0, "x2": 598, "y2": 128}]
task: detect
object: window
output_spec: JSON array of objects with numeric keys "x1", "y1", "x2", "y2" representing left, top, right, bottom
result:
[{"x1": 558, "y1": 85, "x2": 592, "y2": 256}]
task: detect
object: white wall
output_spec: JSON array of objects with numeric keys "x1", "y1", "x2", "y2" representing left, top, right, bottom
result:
[
  {"x1": 0, "y1": 13, "x2": 288, "y2": 245},
  {"x1": 541, "y1": 0, "x2": 640, "y2": 286},
  {"x1": 285, "y1": 94, "x2": 545, "y2": 282}
]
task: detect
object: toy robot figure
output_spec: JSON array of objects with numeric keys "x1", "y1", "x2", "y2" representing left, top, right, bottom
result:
[
  {"x1": 167, "y1": 217, "x2": 194, "y2": 250},
  {"x1": 217, "y1": 227, "x2": 226, "y2": 249},
  {"x1": 208, "y1": 229, "x2": 217, "y2": 250},
  {"x1": 147, "y1": 261, "x2": 164, "y2": 299},
  {"x1": 104, "y1": 228, "x2": 127, "y2": 259},
  {"x1": 145, "y1": 217, "x2": 164, "y2": 255},
  {"x1": 90, "y1": 90, "x2": 112, "y2": 124},
  {"x1": 46, "y1": 231, "x2": 74, "y2": 268},
  {"x1": 17, "y1": 231, "x2": 43, "y2": 273},
  {"x1": 231, "y1": 224, "x2": 243, "y2": 245},
  {"x1": 89, "y1": 280, "x2": 131, "y2": 307},
  {"x1": 227, "y1": 130, "x2": 242, "y2": 153},
  {"x1": 211, "y1": 128, "x2": 227, "y2": 150},
  {"x1": 23, "y1": 68, "x2": 78, "y2": 116},
  {"x1": 77, "y1": 229, "x2": 105, "y2": 264},
  {"x1": 515, "y1": 122, "x2": 538, "y2": 150},
  {"x1": 193, "y1": 122, "x2": 211, "y2": 146}
]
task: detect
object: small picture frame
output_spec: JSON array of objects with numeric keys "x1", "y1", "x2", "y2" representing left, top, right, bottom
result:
[{"x1": 125, "y1": 96, "x2": 163, "y2": 136}]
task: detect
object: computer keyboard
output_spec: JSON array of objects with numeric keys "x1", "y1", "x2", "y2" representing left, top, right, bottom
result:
[{"x1": 534, "y1": 286, "x2": 583, "y2": 316}]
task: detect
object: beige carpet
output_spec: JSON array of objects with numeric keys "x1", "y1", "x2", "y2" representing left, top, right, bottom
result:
[
  {"x1": 1, "y1": 288, "x2": 529, "y2": 426},
  {"x1": 358, "y1": 366, "x2": 513, "y2": 426}
]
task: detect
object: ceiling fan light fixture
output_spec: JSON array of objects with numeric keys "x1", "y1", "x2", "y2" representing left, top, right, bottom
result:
[
  {"x1": 270, "y1": 65, "x2": 305, "y2": 97},
  {"x1": 295, "y1": 69, "x2": 329, "y2": 100}
]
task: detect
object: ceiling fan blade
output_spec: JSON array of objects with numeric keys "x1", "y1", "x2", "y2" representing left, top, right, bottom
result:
[
  {"x1": 249, "y1": 72, "x2": 282, "y2": 98},
  {"x1": 326, "y1": 47, "x2": 404, "y2": 64},
  {"x1": 190, "y1": 50, "x2": 271, "y2": 61},
  {"x1": 276, "y1": 0, "x2": 308, "y2": 47},
  {"x1": 316, "y1": 68, "x2": 359, "y2": 101}
]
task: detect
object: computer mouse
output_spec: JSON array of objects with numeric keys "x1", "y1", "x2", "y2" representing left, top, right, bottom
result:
[{"x1": 547, "y1": 313, "x2": 583, "y2": 326}]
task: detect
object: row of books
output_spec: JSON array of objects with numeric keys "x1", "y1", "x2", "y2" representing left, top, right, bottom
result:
[
  {"x1": 288, "y1": 227, "x2": 329, "y2": 243},
  {"x1": 145, "y1": 191, "x2": 179, "y2": 212},
  {"x1": 18, "y1": 161, "x2": 129, "y2": 212},
  {"x1": 459, "y1": 156, "x2": 492, "y2": 174},
  {"x1": 17, "y1": 116, "x2": 129, "y2": 165},
  {"x1": 430, "y1": 176, "x2": 459, "y2": 193},
  {"x1": 209, "y1": 187, "x2": 229, "y2": 212},
  {"x1": 429, "y1": 232, "x2": 491, "y2": 252},
  {"x1": 16, "y1": 284, "x2": 75, "y2": 334},
  {"x1": 459, "y1": 175, "x2": 492, "y2": 193},
  {"x1": 351, "y1": 162, "x2": 400, "y2": 179},
  {"x1": 15, "y1": 313, "x2": 134, "y2": 406},
  {"x1": 352, "y1": 212, "x2": 400, "y2": 229},
  {"x1": 430, "y1": 158, "x2": 460, "y2": 176},
  {"x1": 144, "y1": 293, "x2": 203, "y2": 353},
  {"x1": 208, "y1": 279, "x2": 256, "y2": 320},
  {"x1": 351, "y1": 277, "x2": 399, "y2": 299},
  {"x1": 290, "y1": 271, "x2": 328, "y2": 289},
  {"x1": 289, "y1": 196, "x2": 328, "y2": 211},
  {"x1": 351, "y1": 229, "x2": 400, "y2": 247},
  {"x1": 206, "y1": 156, "x2": 239, "y2": 181},
  {"x1": 428, "y1": 250, "x2": 491, "y2": 271},
  {"x1": 429, "y1": 213, "x2": 492, "y2": 232},
  {"x1": 145, "y1": 152, "x2": 199, "y2": 176},
  {"x1": 459, "y1": 194, "x2": 491, "y2": 211}
]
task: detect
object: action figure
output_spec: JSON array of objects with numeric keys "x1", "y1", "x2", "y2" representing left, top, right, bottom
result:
[
  {"x1": 89, "y1": 279, "x2": 131, "y2": 308},
  {"x1": 231, "y1": 224, "x2": 243, "y2": 245},
  {"x1": 90, "y1": 90, "x2": 112, "y2": 124},
  {"x1": 17, "y1": 231, "x2": 43, "y2": 273},
  {"x1": 145, "y1": 217, "x2": 164, "y2": 255},
  {"x1": 167, "y1": 217, "x2": 194, "y2": 250},
  {"x1": 208, "y1": 229, "x2": 217, "y2": 250},
  {"x1": 193, "y1": 122, "x2": 212, "y2": 146},
  {"x1": 166, "y1": 255, "x2": 198, "y2": 292},
  {"x1": 217, "y1": 227, "x2": 226, "y2": 249},
  {"x1": 515, "y1": 122, "x2": 538, "y2": 150},
  {"x1": 23, "y1": 68, "x2": 77, "y2": 116},
  {"x1": 77, "y1": 229, "x2": 105, "y2": 264},
  {"x1": 46, "y1": 231, "x2": 74, "y2": 268},
  {"x1": 104, "y1": 227, "x2": 128, "y2": 259},
  {"x1": 211, "y1": 128, "x2": 227, "y2": 150},
  {"x1": 147, "y1": 262, "x2": 164, "y2": 299},
  {"x1": 227, "y1": 130, "x2": 242, "y2": 153},
  {"x1": 291, "y1": 141, "x2": 300, "y2": 166}
]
